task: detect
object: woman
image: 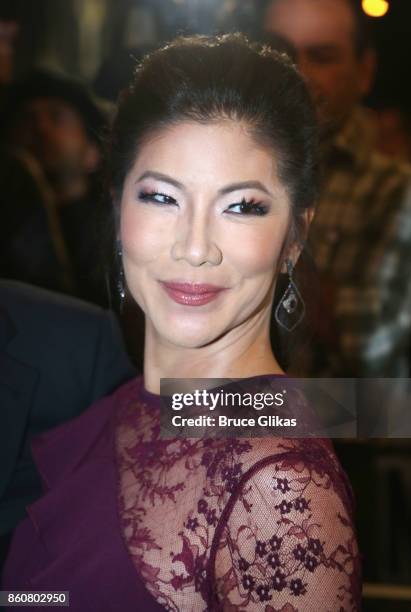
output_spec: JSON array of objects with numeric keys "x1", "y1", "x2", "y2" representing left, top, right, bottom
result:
[{"x1": 2, "y1": 34, "x2": 361, "y2": 610}]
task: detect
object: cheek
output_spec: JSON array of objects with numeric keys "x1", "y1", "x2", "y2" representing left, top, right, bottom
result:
[
  {"x1": 312, "y1": 68, "x2": 341, "y2": 93},
  {"x1": 228, "y1": 225, "x2": 286, "y2": 278},
  {"x1": 120, "y1": 201, "x2": 169, "y2": 264},
  {"x1": 324, "y1": 65, "x2": 356, "y2": 93},
  {"x1": 59, "y1": 128, "x2": 89, "y2": 152}
]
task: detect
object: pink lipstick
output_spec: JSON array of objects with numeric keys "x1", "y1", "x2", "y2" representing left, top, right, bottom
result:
[{"x1": 159, "y1": 281, "x2": 227, "y2": 306}]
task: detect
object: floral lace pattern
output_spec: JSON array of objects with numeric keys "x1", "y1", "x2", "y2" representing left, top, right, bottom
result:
[{"x1": 115, "y1": 380, "x2": 361, "y2": 611}]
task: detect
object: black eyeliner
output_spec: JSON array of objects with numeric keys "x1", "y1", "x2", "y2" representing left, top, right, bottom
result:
[
  {"x1": 137, "y1": 190, "x2": 176, "y2": 205},
  {"x1": 231, "y1": 197, "x2": 269, "y2": 216}
]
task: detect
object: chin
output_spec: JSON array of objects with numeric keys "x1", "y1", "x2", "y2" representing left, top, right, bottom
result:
[{"x1": 156, "y1": 319, "x2": 222, "y2": 349}]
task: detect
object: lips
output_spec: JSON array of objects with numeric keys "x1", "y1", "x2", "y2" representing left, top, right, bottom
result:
[{"x1": 159, "y1": 281, "x2": 227, "y2": 306}]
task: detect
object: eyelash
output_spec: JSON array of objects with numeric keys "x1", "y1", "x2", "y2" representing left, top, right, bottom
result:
[
  {"x1": 138, "y1": 191, "x2": 176, "y2": 205},
  {"x1": 230, "y1": 197, "x2": 268, "y2": 216},
  {"x1": 137, "y1": 191, "x2": 269, "y2": 216}
]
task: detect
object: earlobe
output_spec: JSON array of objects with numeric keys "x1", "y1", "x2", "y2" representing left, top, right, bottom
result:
[
  {"x1": 84, "y1": 143, "x2": 100, "y2": 173},
  {"x1": 283, "y1": 207, "x2": 314, "y2": 271},
  {"x1": 287, "y1": 244, "x2": 303, "y2": 271},
  {"x1": 307, "y1": 207, "x2": 315, "y2": 225}
]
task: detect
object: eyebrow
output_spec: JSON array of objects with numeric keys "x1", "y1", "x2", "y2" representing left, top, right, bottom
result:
[
  {"x1": 218, "y1": 181, "x2": 272, "y2": 197},
  {"x1": 136, "y1": 171, "x2": 273, "y2": 197},
  {"x1": 136, "y1": 171, "x2": 185, "y2": 190}
]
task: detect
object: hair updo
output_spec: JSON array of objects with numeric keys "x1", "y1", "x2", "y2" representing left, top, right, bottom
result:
[{"x1": 109, "y1": 32, "x2": 319, "y2": 247}]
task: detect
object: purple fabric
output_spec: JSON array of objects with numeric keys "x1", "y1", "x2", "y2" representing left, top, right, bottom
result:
[
  {"x1": 1, "y1": 383, "x2": 164, "y2": 611},
  {"x1": 1, "y1": 375, "x2": 362, "y2": 611}
]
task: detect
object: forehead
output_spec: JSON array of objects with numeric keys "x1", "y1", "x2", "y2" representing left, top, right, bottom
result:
[
  {"x1": 130, "y1": 120, "x2": 282, "y2": 190},
  {"x1": 20, "y1": 97, "x2": 76, "y2": 114},
  {"x1": 266, "y1": 0, "x2": 355, "y2": 50}
]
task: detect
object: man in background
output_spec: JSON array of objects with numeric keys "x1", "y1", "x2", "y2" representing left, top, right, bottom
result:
[
  {"x1": 0, "y1": 279, "x2": 136, "y2": 574},
  {"x1": 0, "y1": 70, "x2": 110, "y2": 306},
  {"x1": 264, "y1": 0, "x2": 411, "y2": 377}
]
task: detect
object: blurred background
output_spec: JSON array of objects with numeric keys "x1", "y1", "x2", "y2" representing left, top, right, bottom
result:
[
  {"x1": 1, "y1": 0, "x2": 411, "y2": 113},
  {"x1": 1, "y1": 1, "x2": 411, "y2": 609}
]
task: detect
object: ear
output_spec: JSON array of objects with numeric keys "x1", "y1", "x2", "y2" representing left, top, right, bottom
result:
[
  {"x1": 303, "y1": 206, "x2": 315, "y2": 229},
  {"x1": 84, "y1": 142, "x2": 100, "y2": 173},
  {"x1": 281, "y1": 207, "x2": 315, "y2": 272},
  {"x1": 358, "y1": 47, "x2": 377, "y2": 98}
]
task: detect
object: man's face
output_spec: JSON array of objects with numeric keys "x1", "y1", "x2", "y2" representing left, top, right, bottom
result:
[
  {"x1": 10, "y1": 97, "x2": 97, "y2": 177},
  {"x1": 265, "y1": 0, "x2": 373, "y2": 130}
]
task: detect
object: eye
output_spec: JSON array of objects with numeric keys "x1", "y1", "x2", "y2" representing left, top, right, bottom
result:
[
  {"x1": 226, "y1": 197, "x2": 268, "y2": 216},
  {"x1": 308, "y1": 48, "x2": 341, "y2": 65},
  {"x1": 138, "y1": 190, "x2": 177, "y2": 205}
]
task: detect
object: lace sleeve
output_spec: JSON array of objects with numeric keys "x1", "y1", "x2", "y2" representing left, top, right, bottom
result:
[{"x1": 209, "y1": 443, "x2": 361, "y2": 611}]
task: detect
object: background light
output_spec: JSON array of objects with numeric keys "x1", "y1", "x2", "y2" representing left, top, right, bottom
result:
[{"x1": 362, "y1": 0, "x2": 389, "y2": 18}]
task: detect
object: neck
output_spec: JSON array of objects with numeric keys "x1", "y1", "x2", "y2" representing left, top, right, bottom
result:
[{"x1": 143, "y1": 305, "x2": 284, "y2": 394}]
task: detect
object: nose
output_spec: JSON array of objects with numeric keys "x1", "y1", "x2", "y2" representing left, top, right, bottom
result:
[{"x1": 170, "y1": 206, "x2": 222, "y2": 266}]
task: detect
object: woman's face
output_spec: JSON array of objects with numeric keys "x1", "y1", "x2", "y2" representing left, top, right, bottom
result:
[{"x1": 120, "y1": 120, "x2": 293, "y2": 348}]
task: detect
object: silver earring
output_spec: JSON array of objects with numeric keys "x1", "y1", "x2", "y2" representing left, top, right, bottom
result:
[
  {"x1": 116, "y1": 240, "x2": 126, "y2": 310},
  {"x1": 274, "y1": 259, "x2": 305, "y2": 332}
]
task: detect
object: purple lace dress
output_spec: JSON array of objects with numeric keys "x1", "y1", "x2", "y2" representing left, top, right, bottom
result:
[{"x1": 2, "y1": 375, "x2": 362, "y2": 611}]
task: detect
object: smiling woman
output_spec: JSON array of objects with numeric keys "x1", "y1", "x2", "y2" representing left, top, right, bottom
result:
[
  {"x1": 120, "y1": 120, "x2": 294, "y2": 356},
  {"x1": 110, "y1": 33, "x2": 319, "y2": 381},
  {"x1": 2, "y1": 34, "x2": 362, "y2": 611}
]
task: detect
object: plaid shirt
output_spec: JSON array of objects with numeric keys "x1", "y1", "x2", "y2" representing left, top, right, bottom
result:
[{"x1": 296, "y1": 107, "x2": 411, "y2": 377}]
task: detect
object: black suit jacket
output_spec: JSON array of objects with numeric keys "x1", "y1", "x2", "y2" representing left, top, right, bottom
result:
[{"x1": 0, "y1": 280, "x2": 136, "y2": 560}]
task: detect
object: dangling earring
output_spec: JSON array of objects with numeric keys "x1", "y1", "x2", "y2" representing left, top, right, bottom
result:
[
  {"x1": 116, "y1": 240, "x2": 126, "y2": 311},
  {"x1": 274, "y1": 258, "x2": 305, "y2": 332}
]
